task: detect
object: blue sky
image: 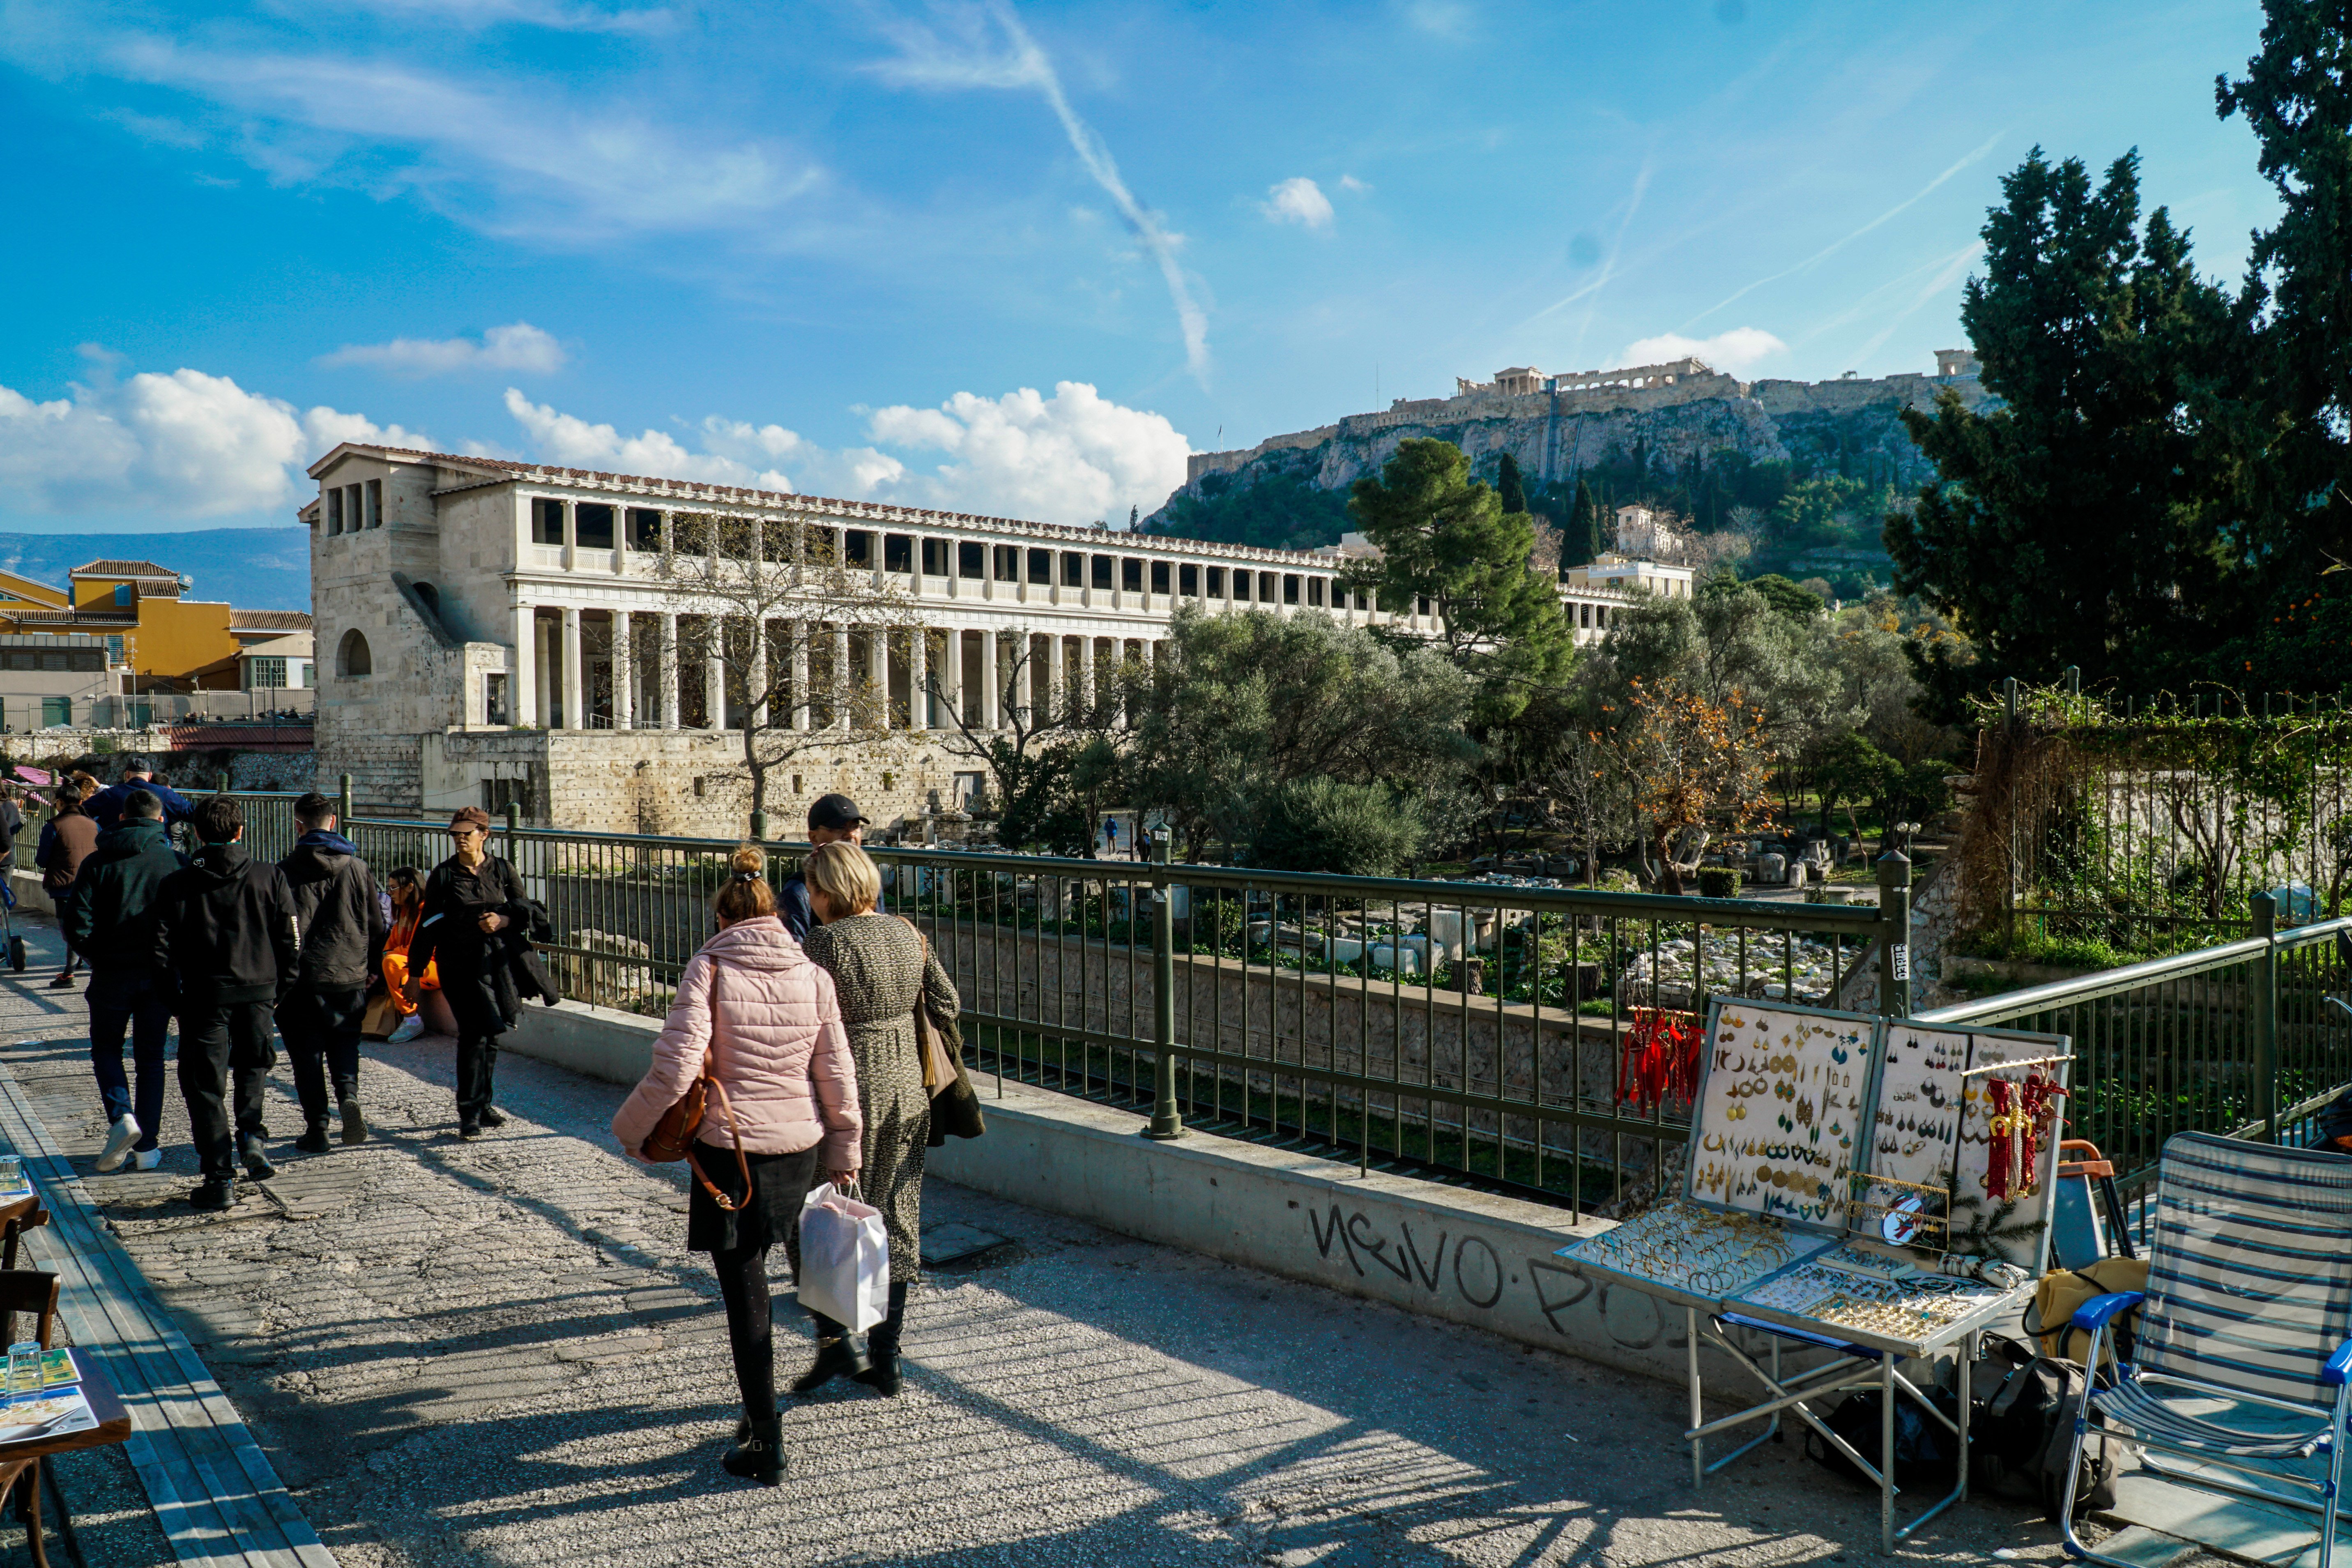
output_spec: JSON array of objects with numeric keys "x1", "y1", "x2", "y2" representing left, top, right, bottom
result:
[{"x1": 0, "y1": 0, "x2": 2279, "y2": 534}]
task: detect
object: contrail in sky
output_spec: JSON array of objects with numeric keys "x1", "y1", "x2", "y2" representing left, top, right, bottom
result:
[
  {"x1": 1678, "y1": 130, "x2": 2004, "y2": 332},
  {"x1": 1845, "y1": 239, "x2": 1984, "y2": 368},
  {"x1": 1522, "y1": 157, "x2": 1654, "y2": 353}
]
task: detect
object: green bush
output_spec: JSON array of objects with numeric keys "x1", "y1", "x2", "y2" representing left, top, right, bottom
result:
[
  {"x1": 1250, "y1": 778, "x2": 1426, "y2": 877},
  {"x1": 1696, "y1": 867, "x2": 1743, "y2": 899}
]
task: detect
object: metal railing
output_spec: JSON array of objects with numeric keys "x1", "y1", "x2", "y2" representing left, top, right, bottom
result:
[
  {"x1": 201, "y1": 787, "x2": 1892, "y2": 1215},
  {"x1": 1915, "y1": 894, "x2": 2352, "y2": 1227}
]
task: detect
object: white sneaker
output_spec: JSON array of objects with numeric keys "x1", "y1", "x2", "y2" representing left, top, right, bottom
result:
[
  {"x1": 133, "y1": 1148, "x2": 161, "y2": 1172},
  {"x1": 94, "y1": 1114, "x2": 140, "y2": 1172},
  {"x1": 388, "y1": 1014, "x2": 426, "y2": 1044}
]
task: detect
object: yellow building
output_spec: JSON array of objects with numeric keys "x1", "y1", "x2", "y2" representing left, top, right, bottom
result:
[{"x1": 0, "y1": 559, "x2": 310, "y2": 693}]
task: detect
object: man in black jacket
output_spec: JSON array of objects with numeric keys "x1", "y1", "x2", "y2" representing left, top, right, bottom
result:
[
  {"x1": 403, "y1": 806, "x2": 537, "y2": 1138},
  {"x1": 64, "y1": 789, "x2": 184, "y2": 1172},
  {"x1": 152, "y1": 794, "x2": 299, "y2": 1211},
  {"x1": 278, "y1": 791, "x2": 389, "y2": 1154}
]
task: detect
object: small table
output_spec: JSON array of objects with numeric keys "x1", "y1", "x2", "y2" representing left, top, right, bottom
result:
[{"x1": 0, "y1": 1351, "x2": 134, "y2": 1568}]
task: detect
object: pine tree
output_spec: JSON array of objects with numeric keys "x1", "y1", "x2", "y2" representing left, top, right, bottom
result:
[
  {"x1": 1569, "y1": 479, "x2": 1603, "y2": 566},
  {"x1": 1497, "y1": 453, "x2": 1529, "y2": 516}
]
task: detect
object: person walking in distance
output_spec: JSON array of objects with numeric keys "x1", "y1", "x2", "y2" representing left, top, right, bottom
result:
[
  {"x1": 796, "y1": 840, "x2": 960, "y2": 1397},
  {"x1": 0, "y1": 785, "x2": 23, "y2": 874},
  {"x1": 278, "y1": 791, "x2": 389, "y2": 1154},
  {"x1": 37, "y1": 784, "x2": 97, "y2": 990},
  {"x1": 85, "y1": 755, "x2": 194, "y2": 834},
  {"x1": 402, "y1": 807, "x2": 532, "y2": 1138},
  {"x1": 151, "y1": 795, "x2": 298, "y2": 1212},
  {"x1": 611, "y1": 846, "x2": 861, "y2": 1486},
  {"x1": 64, "y1": 789, "x2": 183, "y2": 1172},
  {"x1": 777, "y1": 794, "x2": 870, "y2": 944}
]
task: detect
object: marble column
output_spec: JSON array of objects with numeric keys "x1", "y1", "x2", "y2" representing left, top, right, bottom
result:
[
  {"x1": 659, "y1": 613, "x2": 680, "y2": 730},
  {"x1": 748, "y1": 615, "x2": 769, "y2": 732},
  {"x1": 979, "y1": 627, "x2": 1000, "y2": 730},
  {"x1": 556, "y1": 608, "x2": 581, "y2": 730},
  {"x1": 868, "y1": 626, "x2": 888, "y2": 728},
  {"x1": 1077, "y1": 635, "x2": 1096, "y2": 726},
  {"x1": 1047, "y1": 632, "x2": 1067, "y2": 725},
  {"x1": 909, "y1": 626, "x2": 929, "y2": 730},
  {"x1": 704, "y1": 623, "x2": 726, "y2": 730},
  {"x1": 612, "y1": 609, "x2": 634, "y2": 731},
  {"x1": 791, "y1": 621, "x2": 810, "y2": 732},
  {"x1": 939, "y1": 629, "x2": 963, "y2": 728},
  {"x1": 832, "y1": 623, "x2": 851, "y2": 729},
  {"x1": 510, "y1": 599, "x2": 534, "y2": 728}
]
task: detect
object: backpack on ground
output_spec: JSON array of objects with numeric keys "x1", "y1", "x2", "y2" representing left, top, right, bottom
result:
[
  {"x1": 1802, "y1": 1383, "x2": 1964, "y2": 1490},
  {"x1": 1972, "y1": 1333, "x2": 2120, "y2": 1520}
]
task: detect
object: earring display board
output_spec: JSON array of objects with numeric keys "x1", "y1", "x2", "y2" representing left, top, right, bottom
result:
[
  {"x1": 1850, "y1": 1023, "x2": 1969, "y2": 1254},
  {"x1": 1687, "y1": 1002, "x2": 1877, "y2": 1231},
  {"x1": 1551, "y1": 1197, "x2": 1836, "y2": 1310},
  {"x1": 1726, "y1": 1243, "x2": 2015, "y2": 1356},
  {"x1": 1943, "y1": 1027, "x2": 2073, "y2": 1272}
]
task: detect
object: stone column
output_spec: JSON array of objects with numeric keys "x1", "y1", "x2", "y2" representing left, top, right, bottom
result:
[
  {"x1": 659, "y1": 612, "x2": 680, "y2": 730},
  {"x1": 832, "y1": 623, "x2": 851, "y2": 730},
  {"x1": 561, "y1": 607, "x2": 584, "y2": 730},
  {"x1": 561, "y1": 500, "x2": 576, "y2": 573},
  {"x1": 748, "y1": 615, "x2": 769, "y2": 732},
  {"x1": 909, "y1": 625, "x2": 929, "y2": 730},
  {"x1": 868, "y1": 625, "x2": 888, "y2": 728},
  {"x1": 1077, "y1": 635, "x2": 1096, "y2": 726},
  {"x1": 1047, "y1": 632, "x2": 1067, "y2": 724},
  {"x1": 979, "y1": 626, "x2": 1000, "y2": 731},
  {"x1": 511, "y1": 599, "x2": 534, "y2": 728},
  {"x1": 705, "y1": 621, "x2": 727, "y2": 730},
  {"x1": 791, "y1": 621, "x2": 810, "y2": 732},
  {"x1": 612, "y1": 610, "x2": 634, "y2": 731},
  {"x1": 940, "y1": 629, "x2": 963, "y2": 728}
]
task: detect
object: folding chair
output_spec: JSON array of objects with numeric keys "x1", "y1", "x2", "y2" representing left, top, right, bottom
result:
[
  {"x1": 2050, "y1": 1139, "x2": 2135, "y2": 1271},
  {"x1": 2062, "y1": 1131, "x2": 2352, "y2": 1568}
]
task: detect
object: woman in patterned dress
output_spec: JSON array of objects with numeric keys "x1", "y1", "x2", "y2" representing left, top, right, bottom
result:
[{"x1": 793, "y1": 840, "x2": 959, "y2": 1397}]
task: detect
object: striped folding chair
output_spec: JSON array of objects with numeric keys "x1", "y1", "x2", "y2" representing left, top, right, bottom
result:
[{"x1": 2062, "y1": 1131, "x2": 2352, "y2": 1568}]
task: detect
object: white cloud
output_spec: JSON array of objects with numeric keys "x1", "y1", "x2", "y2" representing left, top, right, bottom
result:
[
  {"x1": 320, "y1": 322, "x2": 567, "y2": 376},
  {"x1": 1338, "y1": 175, "x2": 1372, "y2": 195},
  {"x1": 1620, "y1": 327, "x2": 1787, "y2": 376},
  {"x1": 498, "y1": 381, "x2": 1188, "y2": 529},
  {"x1": 0, "y1": 365, "x2": 425, "y2": 518},
  {"x1": 320, "y1": 0, "x2": 673, "y2": 33},
  {"x1": 1262, "y1": 177, "x2": 1334, "y2": 230},
  {"x1": 870, "y1": 2, "x2": 1211, "y2": 382}
]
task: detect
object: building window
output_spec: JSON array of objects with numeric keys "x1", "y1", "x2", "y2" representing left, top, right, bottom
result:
[
  {"x1": 994, "y1": 545, "x2": 1019, "y2": 581},
  {"x1": 1091, "y1": 555, "x2": 1113, "y2": 589},
  {"x1": 884, "y1": 534, "x2": 913, "y2": 573},
  {"x1": 1028, "y1": 548, "x2": 1052, "y2": 585},
  {"x1": 1150, "y1": 561, "x2": 1170, "y2": 594},
  {"x1": 532, "y1": 498, "x2": 565, "y2": 545},
  {"x1": 958, "y1": 541, "x2": 985, "y2": 578},
  {"x1": 1180, "y1": 564, "x2": 1199, "y2": 596},
  {"x1": 1416, "y1": 595, "x2": 1433, "y2": 616},
  {"x1": 845, "y1": 530, "x2": 874, "y2": 567},
  {"x1": 576, "y1": 503, "x2": 615, "y2": 548},
  {"x1": 484, "y1": 673, "x2": 510, "y2": 725},
  {"x1": 337, "y1": 629, "x2": 373, "y2": 679},
  {"x1": 1283, "y1": 575, "x2": 1300, "y2": 605},
  {"x1": 325, "y1": 489, "x2": 343, "y2": 535},
  {"x1": 1261, "y1": 572, "x2": 1279, "y2": 602},
  {"x1": 39, "y1": 698, "x2": 67, "y2": 729},
  {"x1": 626, "y1": 508, "x2": 663, "y2": 550},
  {"x1": 113, "y1": 584, "x2": 131, "y2": 608},
  {"x1": 1232, "y1": 570, "x2": 1250, "y2": 602},
  {"x1": 1206, "y1": 566, "x2": 1225, "y2": 598},
  {"x1": 366, "y1": 478, "x2": 383, "y2": 528},
  {"x1": 106, "y1": 635, "x2": 124, "y2": 661},
  {"x1": 347, "y1": 485, "x2": 363, "y2": 532},
  {"x1": 1121, "y1": 558, "x2": 1143, "y2": 592},
  {"x1": 922, "y1": 538, "x2": 947, "y2": 576},
  {"x1": 1061, "y1": 551, "x2": 1083, "y2": 587},
  {"x1": 1355, "y1": 590, "x2": 1369, "y2": 610},
  {"x1": 248, "y1": 657, "x2": 287, "y2": 689},
  {"x1": 1307, "y1": 577, "x2": 1324, "y2": 607},
  {"x1": 483, "y1": 777, "x2": 533, "y2": 816}
]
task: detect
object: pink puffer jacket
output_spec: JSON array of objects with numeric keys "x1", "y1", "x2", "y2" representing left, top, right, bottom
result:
[{"x1": 610, "y1": 916, "x2": 862, "y2": 1166}]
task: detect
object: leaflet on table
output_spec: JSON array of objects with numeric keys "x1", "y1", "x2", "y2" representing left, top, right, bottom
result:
[
  {"x1": 1685, "y1": 1000, "x2": 1878, "y2": 1233},
  {"x1": 1551, "y1": 1197, "x2": 1839, "y2": 1304},
  {"x1": 0, "y1": 1387, "x2": 92, "y2": 1443},
  {"x1": 0, "y1": 1181, "x2": 33, "y2": 1206},
  {"x1": 37, "y1": 1348, "x2": 76, "y2": 1389},
  {"x1": 1726, "y1": 1241, "x2": 2011, "y2": 1351}
]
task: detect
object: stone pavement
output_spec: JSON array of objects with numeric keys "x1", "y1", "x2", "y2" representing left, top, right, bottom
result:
[{"x1": 0, "y1": 915, "x2": 2125, "y2": 1567}]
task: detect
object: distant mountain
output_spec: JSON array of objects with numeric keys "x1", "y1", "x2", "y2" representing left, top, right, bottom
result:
[{"x1": 0, "y1": 529, "x2": 311, "y2": 611}]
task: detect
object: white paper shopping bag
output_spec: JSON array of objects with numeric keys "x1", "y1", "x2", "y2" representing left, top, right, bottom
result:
[{"x1": 796, "y1": 1181, "x2": 891, "y2": 1332}]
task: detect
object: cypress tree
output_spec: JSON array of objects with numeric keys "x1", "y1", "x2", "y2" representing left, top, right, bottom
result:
[{"x1": 1497, "y1": 452, "x2": 1529, "y2": 516}]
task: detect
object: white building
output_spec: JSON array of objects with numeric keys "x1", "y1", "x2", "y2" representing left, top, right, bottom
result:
[
  {"x1": 307, "y1": 445, "x2": 1449, "y2": 832},
  {"x1": 238, "y1": 633, "x2": 314, "y2": 691}
]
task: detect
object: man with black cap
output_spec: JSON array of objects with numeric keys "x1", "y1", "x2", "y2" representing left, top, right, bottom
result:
[
  {"x1": 87, "y1": 757, "x2": 194, "y2": 834},
  {"x1": 778, "y1": 793, "x2": 871, "y2": 944}
]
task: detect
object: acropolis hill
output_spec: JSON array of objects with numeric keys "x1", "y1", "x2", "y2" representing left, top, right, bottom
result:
[{"x1": 1157, "y1": 350, "x2": 1995, "y2": 516}]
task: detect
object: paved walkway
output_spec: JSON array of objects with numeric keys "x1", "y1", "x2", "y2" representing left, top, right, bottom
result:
[{"x1": 0, "y1": 916, "x2": 2109, "y2": 1567}]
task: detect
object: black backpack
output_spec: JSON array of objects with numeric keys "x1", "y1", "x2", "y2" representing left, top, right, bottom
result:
[
  {"x1": 1972, "y1": 1334, "x2": 2118, "y2": 1520},
  {"x1": 1804, "y1": 1383, "x2": 1965, "y2": 1489}
]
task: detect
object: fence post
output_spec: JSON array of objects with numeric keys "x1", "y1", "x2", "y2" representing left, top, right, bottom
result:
[
  {"x1": 504, "y1": 800, "x2": 521, "y2": 861},
  {"x1": 1877, "y1": 847, "x2": 1912, "y2": 1018},
  {"x1": 2254, "y1": 892, "x2": 2279, "y2": 1144},
  {"x1": 2003, "y1": 675, "x2": 2020, "y2": 951},
  {"x1": 1144, "y1": 831, "x2": 1185, "y2": 1141},
  {"x1": 213, "y1": 771, "x2": 228, "y2": 797},
  {"x1": 339, "y1": 772, "x2": 353, "y2": 827}
]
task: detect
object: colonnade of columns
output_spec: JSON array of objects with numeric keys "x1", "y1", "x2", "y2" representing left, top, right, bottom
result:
[{"x1": 506, "y1": 606, "x2": 1166, "y2": 736}]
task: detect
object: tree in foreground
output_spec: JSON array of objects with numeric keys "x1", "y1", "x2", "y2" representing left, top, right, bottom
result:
[
  {"x1": 1604, "y1": 677, "x2": 1776, "y2": 896},
  {"x1": 1345, "y1": 439, "x2": 1575, "y2": 728}
]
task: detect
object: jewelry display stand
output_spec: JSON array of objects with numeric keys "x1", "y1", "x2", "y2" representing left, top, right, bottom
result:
[{"x1": 1554, "y1": 999, "x2": 2071, "y2": 1550}]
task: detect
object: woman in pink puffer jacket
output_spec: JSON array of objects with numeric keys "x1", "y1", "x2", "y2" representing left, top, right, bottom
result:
[{"x1": 611, "y1": 845, "x2": 861, "y2": 1487}]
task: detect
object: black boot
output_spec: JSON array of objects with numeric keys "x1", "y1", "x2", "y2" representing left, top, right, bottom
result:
[
  {"x1": 721, "y1": 1416, "x2": 786, "y2": 1486},
  {"x1": 853, "y1": 1284, "x2": 909, "y2": 1396},
  {"x1": 294, "y1": 1123, "x2": 332, "y2": 1154},
  {"x1": 789, "y1": 1321, "x2": 869, "y2": 1395}
]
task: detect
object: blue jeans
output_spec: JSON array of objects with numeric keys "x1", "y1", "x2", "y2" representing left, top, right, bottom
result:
[{"x1": 88, "y1": 969, "x2": 171, "y2": 1151}]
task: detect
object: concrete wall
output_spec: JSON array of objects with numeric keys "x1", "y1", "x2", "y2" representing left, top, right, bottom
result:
[{"x1": 498, "y1": 996, "x2": 1751, "y2": 1388}]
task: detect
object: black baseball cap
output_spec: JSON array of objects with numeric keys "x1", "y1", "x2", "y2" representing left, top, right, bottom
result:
[{"x1": 808, "y1": 794, "x2": 868, "y2": 831}]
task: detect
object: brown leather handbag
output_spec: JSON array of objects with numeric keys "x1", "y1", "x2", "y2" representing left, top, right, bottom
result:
[{"x1": 640, "y1": 962, "x2": 754, "y2": 1210}]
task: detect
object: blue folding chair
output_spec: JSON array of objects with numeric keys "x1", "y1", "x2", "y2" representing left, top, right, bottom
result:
[{"x1": 2062, "y1": 1131, "x2": 2352, "y2": 1568}]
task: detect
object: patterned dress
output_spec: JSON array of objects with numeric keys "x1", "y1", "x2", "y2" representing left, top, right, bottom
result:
[{"x1": 801, "y1": 913, "x2": 959, "y2": 1282}]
